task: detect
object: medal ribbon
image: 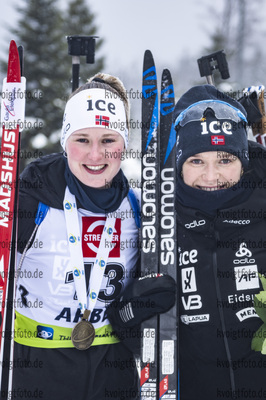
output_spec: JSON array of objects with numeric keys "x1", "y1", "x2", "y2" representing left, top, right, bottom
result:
[{"x1": 63, "y1": 186, "x2": 116, "y2": 314}]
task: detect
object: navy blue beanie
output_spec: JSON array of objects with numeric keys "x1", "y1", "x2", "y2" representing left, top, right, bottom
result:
[{"x1": 173, "y1": 85, "x2": 249, "y2": 174}]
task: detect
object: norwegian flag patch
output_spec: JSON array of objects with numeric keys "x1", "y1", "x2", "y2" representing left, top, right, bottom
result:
[
  {"x1": 211, "y1": 135, "x2": 225, "y2": 145},
  {"x1": 95, "y1": 115, "x2": 110, "y2": 127}
]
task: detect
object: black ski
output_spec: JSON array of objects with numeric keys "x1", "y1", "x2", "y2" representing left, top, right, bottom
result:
[
  {"x1": 158, "y1": 69, "x2": 178, "y2": 399},
  {"x1": 140, "y1": 50, "x2": 159, "y2": 400}
]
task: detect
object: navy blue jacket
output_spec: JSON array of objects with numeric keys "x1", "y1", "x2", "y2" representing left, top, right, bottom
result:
[{"x1": 177, "y1": 141, "x2": 266, "y2": 400}]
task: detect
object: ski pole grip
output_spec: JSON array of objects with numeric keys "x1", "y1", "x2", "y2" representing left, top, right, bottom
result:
[
  {"x1": 67, "y1": 36, "x2": 98, "y2": 63},
  {"x1": 67, "y1": 36, "x2": 98, "y2": 92},
  {"x1": 197, "y1": 50, "x2": 230, "y2": 85}
]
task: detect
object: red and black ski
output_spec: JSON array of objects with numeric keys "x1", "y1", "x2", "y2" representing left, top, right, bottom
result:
[{"x1": 0, "y1": 40, "x2": 25, "y2": 398}]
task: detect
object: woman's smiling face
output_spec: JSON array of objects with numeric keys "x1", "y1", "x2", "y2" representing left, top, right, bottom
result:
[
  {"x1": 182, "y1": 151, "x2": 242, "y2": 191},
  {"x1": 65, "y1": 127, "x2": 125, "y2": 189}
]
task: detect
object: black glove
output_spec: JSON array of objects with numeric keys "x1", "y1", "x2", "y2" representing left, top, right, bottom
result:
[{"x1": 107, "y1": 273, "x2": 176, "y2": 329}]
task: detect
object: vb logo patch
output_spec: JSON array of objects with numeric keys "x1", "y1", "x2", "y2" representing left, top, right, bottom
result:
[{"x1": 82, "y1": 217, "x2": 121, "y2": 258}]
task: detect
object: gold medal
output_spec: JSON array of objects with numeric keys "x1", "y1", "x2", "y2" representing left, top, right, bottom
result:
[{"x1": 71, "y1": 309, "x2": 95, "y2": 350}]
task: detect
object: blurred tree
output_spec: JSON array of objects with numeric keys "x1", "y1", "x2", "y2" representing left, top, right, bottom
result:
[
  {"x1": 64, "y1": 0, "x2": 104, "y2": 86},
  {"x1": 201, "y1": 0, "x2": 266, "y2": 89},
  {"x1": 1, "y1": 0, "x2": 104, "y2": 170}
]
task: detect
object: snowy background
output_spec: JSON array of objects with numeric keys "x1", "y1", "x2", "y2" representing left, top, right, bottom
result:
[{"x1": 0, "y1": 0, "x2": 223, "y2": 74}]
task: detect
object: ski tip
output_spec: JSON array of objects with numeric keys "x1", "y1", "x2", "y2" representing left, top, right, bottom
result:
[
  {"x1": 9, "y1": 39, "x2": 17, "y2": 48},
  {"x1": 9, "y1": 40, "x2": 19, "y2": 59},
  {"x1": 162, "y1": 68, "x2": 170, "y2": 75},
  {"x1": 144, "y1": 49, "x2": 154, "y2": 62},
  {"x1": 18, "y1": 45, "x2": 24, "y2": 76},
  {"x1": 143, "y1": 50, "x2": 156, "y2": 74},
  {"x1": 144, "y1": 49, "x2": 152, "y2": 56},
  {"x1": 7, "y1": 40, "x2": 21, "y2": 83},
  {"x1": 162, "y1": 68, "x2": 172, "y2": 80}
]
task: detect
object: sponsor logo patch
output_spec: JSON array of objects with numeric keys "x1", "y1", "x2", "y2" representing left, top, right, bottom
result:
[
  {"x1": 180, "y1": 314, "x2": 209, "y2": 324},
  {"x1": 181, "y1": 267, "x2": 197, "y2": 293},
  {"x1": 234, "y1": 265, "x2": 259, "y2": 291},
  {"x1": 236, "y1": 242, "x2": 252, "y2": 258},
  {"x1": 236, "y1": 307, "x2": 260, "y2": 322},
  {"x1": 82, "y1": 217, "x2": 121, "y2": 258},
  {"x1": 37, "y1": 325, "x2": 54, "y2": 340}
]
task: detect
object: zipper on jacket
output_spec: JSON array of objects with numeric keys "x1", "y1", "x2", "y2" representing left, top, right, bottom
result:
[{"x1": 213, "y1": 230, "x2": 236, "y2": 394}]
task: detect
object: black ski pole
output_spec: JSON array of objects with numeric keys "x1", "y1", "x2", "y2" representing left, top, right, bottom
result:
[{"x1": 67, "y1": 35, "x2": 98, "y2": 92}]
